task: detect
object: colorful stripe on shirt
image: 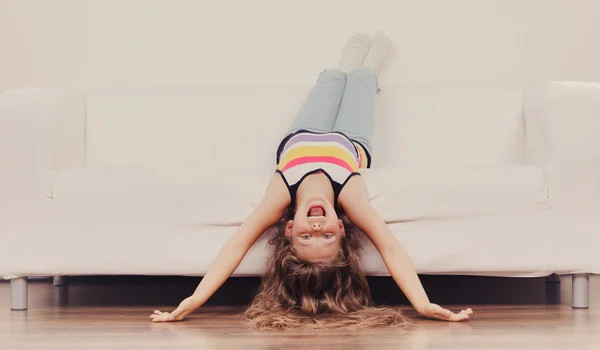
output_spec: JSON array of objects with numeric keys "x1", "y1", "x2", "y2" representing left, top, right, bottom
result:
[{"x1": 277, "y1": 132, "x2": 369, "y2": 188}]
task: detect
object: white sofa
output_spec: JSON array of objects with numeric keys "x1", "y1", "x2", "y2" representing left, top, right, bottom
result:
[{"x1": 2, "y1": 82, "x2": 600, "y2": 310}]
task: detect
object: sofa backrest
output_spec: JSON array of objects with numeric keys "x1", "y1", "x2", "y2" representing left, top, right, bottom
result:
[{"x1": 83, "y1": 86, "x2": 525, "y2": 169}]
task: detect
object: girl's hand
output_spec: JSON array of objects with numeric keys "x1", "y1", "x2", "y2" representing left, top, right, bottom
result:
[
  {"x1": 419, "y1": 303, "x2": 473, "y2": 322},
  {"x1": 150, "y1": 296, "x2": 202, "y2": 322}
]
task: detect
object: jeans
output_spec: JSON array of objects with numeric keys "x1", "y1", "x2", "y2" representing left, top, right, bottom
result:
[{"x1": 286, "y1": 66, "x2": 378, "y2": 155}]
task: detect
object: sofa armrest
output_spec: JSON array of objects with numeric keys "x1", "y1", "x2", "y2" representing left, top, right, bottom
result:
[
  {"x1": 0, "y1": 89, "x2": 86, "y2": 219},
  {"x1": 524, "y1": 82, "x2": 600, "y2": 205}
]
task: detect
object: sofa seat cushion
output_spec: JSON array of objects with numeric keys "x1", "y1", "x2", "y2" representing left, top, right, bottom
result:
[
  {"x1": 50, "y1": 164, "x2": 550, "y2": 225},
  {"x1": 0, "y1": 165, "x2": 557, "y2": 277}
]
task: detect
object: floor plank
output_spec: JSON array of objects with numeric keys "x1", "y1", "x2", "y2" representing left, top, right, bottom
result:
[{"x1": 1, "y1": 275, "x2": 598, "y2": 349}]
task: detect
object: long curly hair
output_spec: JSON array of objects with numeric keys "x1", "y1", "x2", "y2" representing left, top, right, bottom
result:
[{"x1": 244, "y1": 206, "x2": 406, "y2": 330}]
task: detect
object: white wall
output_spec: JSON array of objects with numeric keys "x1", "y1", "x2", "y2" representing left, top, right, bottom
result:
[{"x1": 1, "y1": 0, "x2": 599, "y2": 92}]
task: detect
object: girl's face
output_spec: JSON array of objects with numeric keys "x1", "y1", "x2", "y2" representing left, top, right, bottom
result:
[{"x1": 285, "y1": 196, "x2": 345, "y2": 263}]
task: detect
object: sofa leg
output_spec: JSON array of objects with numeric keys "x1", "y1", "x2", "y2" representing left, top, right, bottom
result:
[
  {"x1": 572, "y1": 274, "x2": 590, "y2": 309},
  {"x1": 11, "y1": 277, "x2": 28, "y2": 311},
  {"x1": 53, "y1": 276, "x2": 67, "y2": 286}
]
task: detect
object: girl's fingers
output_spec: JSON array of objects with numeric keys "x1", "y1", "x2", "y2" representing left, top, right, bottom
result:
[
  {"x1": 150, "y1": 310, "x2": 176, "y2": 322},
  {"x1": 429, "y1": 306, "x2": 473, "y2": 322},
  {"x1": 152, "y1": 314, "x2": 171, "y2": 322},
  {"x1": 458, "y1": 309, "x2": 472, "y2": 316},
  {"x1": 450, "y1": 310, "x2": 471, "y2": 321}
]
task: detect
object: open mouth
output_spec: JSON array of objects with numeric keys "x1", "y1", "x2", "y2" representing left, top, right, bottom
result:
[{"x1": 307, "y1": 205, "x2": 326, "y2": 218}]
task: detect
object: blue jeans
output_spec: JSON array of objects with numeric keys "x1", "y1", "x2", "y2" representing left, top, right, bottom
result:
[{"x1": 286, "y1": 67, "x2": 378, "y2": 155}]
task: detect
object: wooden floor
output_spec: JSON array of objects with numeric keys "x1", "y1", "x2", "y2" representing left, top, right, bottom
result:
[{"x1": 1, "y1": 276, "x2": 599, "y2": 349}]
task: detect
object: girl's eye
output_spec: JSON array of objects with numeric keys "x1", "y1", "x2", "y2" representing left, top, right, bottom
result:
[
  {"x1": 323, "y1": 234, "x2": 333, "y2": 239},
  {"x1": 301, "y1": 234, "x2": 311, "y2": 240}
]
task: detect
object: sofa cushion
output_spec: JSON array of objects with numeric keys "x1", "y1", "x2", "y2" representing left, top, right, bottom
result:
[
  {"x1": 50, "y1": 165, "x2": 550, "y2": 226},
  {"x1": 0, "y1": 164, "x2": 554, "y2": 278},
  {"x1": 83, "y1": 86, "x2": 525, "y2": 169},
  {"x1": 84, "y1": 88, "x2": 304, "y2": 170},
  {"x1": 374, "y1": 87, "x2": 524, "y2": 167},
  {"x1": 365, "y1": 165, "x2": 550, "y2": 222}
]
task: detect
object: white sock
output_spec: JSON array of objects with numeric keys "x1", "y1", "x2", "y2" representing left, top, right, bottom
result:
[
  {"x1": 362, "y1": 31, "x2": 392, "y2": 74},
  {"x1": 338, "y1": 33, "x2": 371, "y2": 73}
]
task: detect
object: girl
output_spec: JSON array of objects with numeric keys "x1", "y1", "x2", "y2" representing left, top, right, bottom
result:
[{"x1": 150, "y1": 32, "x2": 473, "y2": 328}]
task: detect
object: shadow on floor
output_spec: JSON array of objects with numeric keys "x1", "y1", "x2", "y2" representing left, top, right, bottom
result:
[{"x1": 34, "y1": 275, "x2": 562, "y2": 308}]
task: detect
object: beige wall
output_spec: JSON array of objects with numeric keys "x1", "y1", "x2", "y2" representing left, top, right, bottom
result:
[{"x1": 1, "y1": 0, "x2": 599, "y2": 91}]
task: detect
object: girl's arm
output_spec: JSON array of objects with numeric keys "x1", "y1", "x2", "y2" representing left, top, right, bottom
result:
[
  {"x1": 339, "y1": 176, "x2": 472, "y2": 322},
  {"x1": 150, "y1": 174, "x2": 290, "y2": 322}
]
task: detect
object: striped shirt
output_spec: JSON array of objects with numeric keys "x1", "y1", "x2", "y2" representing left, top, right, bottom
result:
[{"x1": 276, "y1": 131, "x2": 371, "y2": 205}]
